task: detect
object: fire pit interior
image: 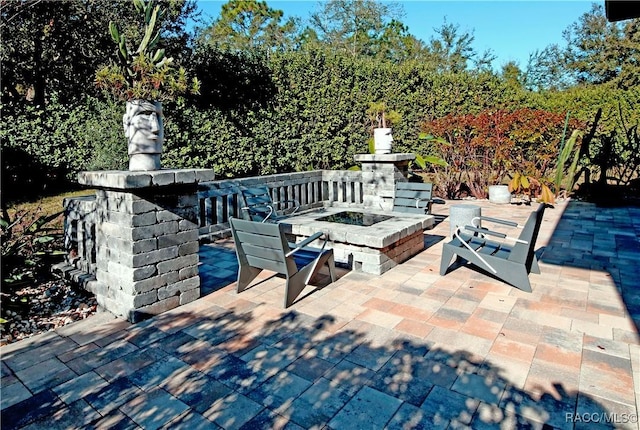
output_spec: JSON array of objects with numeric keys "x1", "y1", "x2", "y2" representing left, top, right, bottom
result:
[{"x1": 316, "y1": 211, "x2": 393, "y2": 226}]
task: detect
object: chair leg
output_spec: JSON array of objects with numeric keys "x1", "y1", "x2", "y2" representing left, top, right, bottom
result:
[
  {"x1": 530, "y1": 255, "x2": 541, "y2": 274},
  {"x1": 283, "y1": 251, "x2": 336, "y2": 308},
  {"x1": 327, "y1": 253, "x2": 337, "y2": 282},
  {"x1": 237, "y1": 265, "x2": 262, "y2": 293},
  {"x1": 503, "y1": 266, "x2": 532, "y2": 293},
  {"x1": 284, "y1": 273, "x2": 308, "y2": 308},
  {"x1": 440, "y1": 245, "x2": 456, "y2": 275}
]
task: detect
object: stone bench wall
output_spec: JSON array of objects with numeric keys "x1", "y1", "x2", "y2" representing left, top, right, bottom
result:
[{"x1": 62, "y1": 156, "x2": 414, "y2": 321}]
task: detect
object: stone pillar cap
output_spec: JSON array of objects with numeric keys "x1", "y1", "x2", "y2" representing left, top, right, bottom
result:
[
  {"x1": 78, "y1": 169, "x2": 215, "y2": 189},
  {"x1": 354, "y1": 153, "x2": 416, "y2": 162}
]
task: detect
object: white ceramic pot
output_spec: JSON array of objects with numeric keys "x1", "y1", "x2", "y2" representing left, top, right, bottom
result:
[
  {"x1": 488, "y1": 185, "x2": 511, "y2": 204},
  {"x1": 123, "y1": 100, "x2": 163, "y2": 171},
  {"x1": 373, "y1": 127, "x2": 393, "y2": 154}
]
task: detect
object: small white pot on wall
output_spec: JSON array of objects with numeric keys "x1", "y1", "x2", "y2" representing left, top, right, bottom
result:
[
  {"x1": 488, "y1": 185, "x2": 512, "y2": 204},
  {"x1": 373, "y1": 127, "x2": 393, "y2": 154}
]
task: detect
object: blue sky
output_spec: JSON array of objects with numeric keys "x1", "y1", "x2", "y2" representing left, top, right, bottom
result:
[{"x1": 195, "y1": 1, "x2": 595, "y2": 69}]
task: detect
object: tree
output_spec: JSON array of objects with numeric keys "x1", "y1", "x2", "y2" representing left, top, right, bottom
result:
[
  {"x1": 308, "y1": 0, "x2": 404, "y2": 58},
  {"x1": 524, "y1": 45, "x2": 572, "y2": 91},
  {"x1": 564, "y1": 3, "x2": 627, "y2": 85},
  {"x1": 0, "y1": 0, "x2": 197, "y2": 107},
  {"x1": 425, "y1": 20, "x2": 495, "y2": 73},
  {"x1": 527, "y1": 3, "x2": 640, "y2": 90},
  {"x1": 376, "y1": 19, "x2": 426, "y2": 62},
  {"x1": 197, "y1": 0, "x2": 298, "y2": 53}
]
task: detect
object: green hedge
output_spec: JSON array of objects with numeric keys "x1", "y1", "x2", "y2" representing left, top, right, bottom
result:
[{"x1": 2, "y1": 46, "x2": 637, "y2": 202}]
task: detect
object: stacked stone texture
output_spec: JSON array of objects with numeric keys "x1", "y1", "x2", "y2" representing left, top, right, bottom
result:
[
  {"x1": 354, "y1": 154, "x2": 415, "y2": 211},
  {"x1": 77, "y1": 169, "x2": 214, "y2": 322}
]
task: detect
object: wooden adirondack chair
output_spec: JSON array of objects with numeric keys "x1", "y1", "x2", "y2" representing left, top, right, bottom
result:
[
  {"x1": 393, "y1": 182, "x2": 438, "y2": 215},
  {"x1": 439, "y1": 204, "x2": 547, "y2": 292},
  {"x1": 230, "y1": 217, "x2": 336, "y2": 307},
  {"x1": 240, "y1": 186, "x2": 300, "y2": 223}
]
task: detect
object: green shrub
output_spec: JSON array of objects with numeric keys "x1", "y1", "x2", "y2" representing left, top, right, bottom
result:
[
  {"x1": 2, "y1": 45, "x2": 637, "y2": 194},
  {"x1": 1, "y1": 96, "x2": 125, "y2": 202},
  {"x1": 1, "y1": 207, "x2": 64, "y2": 289}
]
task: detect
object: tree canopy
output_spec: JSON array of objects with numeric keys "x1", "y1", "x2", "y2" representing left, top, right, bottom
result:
[
  {"x1": 197, "y1": 0, "x2": 297, "y2": 52},
  {"x1": 525, "y1": 3, "x2": 640, "y2": 90},
  {"x1": 2, "y1": 0, "x2": 639, "y2": 201},
  {"x1": 0, "y1": 0, "x2": 197, "y2": 107}
]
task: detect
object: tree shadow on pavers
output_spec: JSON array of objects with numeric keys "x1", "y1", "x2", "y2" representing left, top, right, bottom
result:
[
  {"x1": 2, "y1": 306, "x2": 623, "y2": 429},
  {"x1": 199, "y1": 242, "x2": 240, "y2": 295},
  {"x1": 540, "y1": 200, "x2": 640, "y2": 333}
]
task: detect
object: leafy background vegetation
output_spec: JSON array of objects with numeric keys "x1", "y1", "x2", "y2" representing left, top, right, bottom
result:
[{"x1": 2, "y1": 0, "x2": 639, "y2": 203}]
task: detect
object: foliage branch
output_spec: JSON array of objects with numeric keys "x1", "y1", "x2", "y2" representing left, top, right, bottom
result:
[
  {"x1": 94, "y1": 0, "x2": 200, "y2": 102},
  {"x1": 1, "y1": 208, "x2": 64, "y2": 289},
  {"x1": 421, "y1": 108, "x2": 585, "y2": 200},
  {"x1": 366, "y1": 101, "x2": 401, "y2": 129}
]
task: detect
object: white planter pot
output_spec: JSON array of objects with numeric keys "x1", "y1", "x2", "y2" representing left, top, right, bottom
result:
[
  {"x1": 123, "y1": 100, "x2": 163, "y2": 171},
  {"x1": 373, "y1": 127, "x2": 393, "y2": 154},
  {"x1": 488, "y1": 185, "x2": 511, "y2": 204}
]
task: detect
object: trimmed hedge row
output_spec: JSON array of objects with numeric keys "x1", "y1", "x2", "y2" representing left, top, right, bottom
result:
[{"x1": 2, "y1": 47, "x2": 638, "y2": 202}]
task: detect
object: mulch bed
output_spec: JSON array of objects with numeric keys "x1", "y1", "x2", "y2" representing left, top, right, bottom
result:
[{"x1": 1, "y1": 276, "x2": 97, "y2": 346}]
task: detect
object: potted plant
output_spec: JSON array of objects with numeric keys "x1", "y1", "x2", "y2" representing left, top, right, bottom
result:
[
  {"x1": 95, "y1": 0, "x2": 200, "y2": 171},
  {"x1": 366, "y1": 101, "x2": 401, "y2": 154},
  {"x1": 508, "y1": 171, "x2": 555, "y2": 204}
]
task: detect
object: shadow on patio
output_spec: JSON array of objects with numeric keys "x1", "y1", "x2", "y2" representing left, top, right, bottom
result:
[
  {"x1": 541, "y1": 200, "x2": 640, "y2": 333},
  {"x1": 2, "y1": 199, "x2": 639, "y2": 429},
  {"x1": 0, "y1": 306, "x2": 616, "y2": 429}
]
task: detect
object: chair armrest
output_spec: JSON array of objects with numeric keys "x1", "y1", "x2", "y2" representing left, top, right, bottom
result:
[
  {"x1": 242, "y1": 204, "x2": 275, "y2": 222},
  {"x1": 463, "y1": 225, "x2": 506, "y2": 239},
  {"x1": 463, "y1": 225, "x2": 528, "y2": 244},
  {"x1": 274, "y1": 198, "x2": 300, "y2": 207},
  {"x1": 274, "y1": 199, "x2": 301, "y2": 214},
  {"x1": 286, "y1": 232, "x2": 325, "y2": 257},
  {"x1": 242, "y1": 204, "x2": 274, "y2": 213},
  {"x1": 454, "y1": 227, "x2": 497, "y2": 274},
  {"x1": 410, "y1": 197, "x2": 432, "y2": 209},
  {"x1": 477, "y1": 216, "x2": 519, "y2": 228}
]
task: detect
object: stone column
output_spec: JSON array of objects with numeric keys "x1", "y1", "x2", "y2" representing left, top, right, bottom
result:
[
  {"x1": 354, "y1": 153, "x2": 415, "y2": 211},
  {"x1": 78, "y1": 169, "x2": 215, "y2": 322}
]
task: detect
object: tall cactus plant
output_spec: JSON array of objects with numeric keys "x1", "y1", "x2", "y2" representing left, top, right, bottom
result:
[
  {"x1": 553, "y1": 112, "x2": 582, "y2": 198},
  {"x1": 109, "y1": 0, "x2": 170, "y2": 80},
  {"x1": 95, "y1": 0, "x2": 199, "y2": 102}
]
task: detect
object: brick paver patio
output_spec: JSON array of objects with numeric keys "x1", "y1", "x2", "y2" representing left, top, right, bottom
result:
[{"x1": 2, "y1": 199, "x2": 639, "y2": 429}]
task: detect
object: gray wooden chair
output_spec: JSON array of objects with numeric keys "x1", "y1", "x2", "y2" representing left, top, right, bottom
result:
[
  {"x1": 240, "y1": 186, "x2": 300, "y2": 223},
  {"x1": 229, "y1": 217, "x2": 336, "y2": 307},
  {"x1": 439, "y1": 203, "x2": 547, "y2": 292},
  {"x1": 393, "y1": 182, "x2": 438, "y2": 215}
]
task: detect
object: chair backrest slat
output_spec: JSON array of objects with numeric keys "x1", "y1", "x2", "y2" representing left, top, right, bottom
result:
[
  {"x1": 239, "y1": 187, "x2": 274, "y2": 221},
  {"x1": 508, "y1": 204, "x2": 546, "y2": 267},
  {"x1": 243, "y1": 189, "x2": 272, "y2": 206},
  {"x1": 242, "y1": 243, "x2": 287, "y2": 263},
  {"x1": 230, "y1": 218, "x2": 295, "y2": 275},
  {"x1": 245, "y1": 255, "x2": 289, "y2": 274},
  {"x1": 234, "y1": 230, "x2": 282, "y2": 250},
  {"x1": 393, "y1": 182, "x2": 433, "y2": 214}
]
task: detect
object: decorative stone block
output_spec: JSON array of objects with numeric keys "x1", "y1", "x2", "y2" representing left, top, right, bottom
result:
[{"x1": 449, "y1": 204, "x2": 481, "y2": 238}]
